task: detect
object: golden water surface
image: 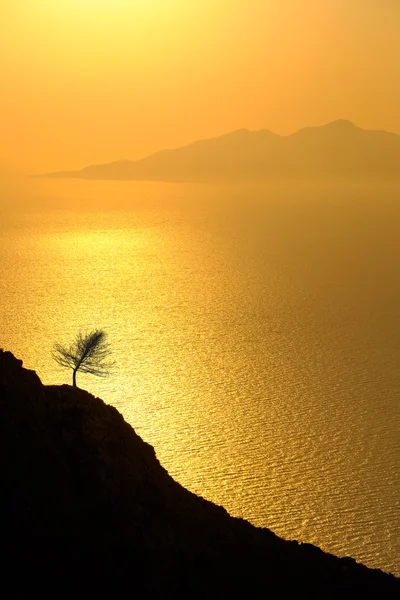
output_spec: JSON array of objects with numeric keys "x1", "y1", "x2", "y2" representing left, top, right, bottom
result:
[{"x1": 1, "y1": 181, "x2": 399, "y2": 575}]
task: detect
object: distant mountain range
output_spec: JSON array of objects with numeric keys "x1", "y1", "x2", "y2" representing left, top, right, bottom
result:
[{"x1": 39, "y1": 120, "x2": 400, "y2": 182}]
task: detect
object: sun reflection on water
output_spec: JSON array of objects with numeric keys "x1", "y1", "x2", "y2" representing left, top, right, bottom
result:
[{"x1": 1, "y1": 192, "x2": 399, "y2": 576}]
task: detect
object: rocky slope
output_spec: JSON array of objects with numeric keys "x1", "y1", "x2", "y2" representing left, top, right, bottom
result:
[{"x1": 0, "y1": 349, "x2": 398, "y2": 598}]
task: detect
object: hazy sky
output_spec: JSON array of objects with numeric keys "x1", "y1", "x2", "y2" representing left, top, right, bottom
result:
[{"x1": 1, "y1": 0, "x2": 399, "y2": 172}]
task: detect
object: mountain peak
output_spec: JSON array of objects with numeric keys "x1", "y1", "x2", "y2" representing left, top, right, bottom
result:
[
  {"x1": 293, "y1": 119, "x2": 360, "y2": 137},
  {"x1": 326, "y1": 119, "x2": 359, "y2": 129}
]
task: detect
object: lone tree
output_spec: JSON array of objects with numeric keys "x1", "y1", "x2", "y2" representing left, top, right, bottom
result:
[{"x1": 53, "y1": 329, "x2": 113, "y2": 388}]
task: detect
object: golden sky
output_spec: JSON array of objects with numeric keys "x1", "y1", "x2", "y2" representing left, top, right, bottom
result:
[{"x1": 1, "y1": 0, "x2": 399, "y2": 173}]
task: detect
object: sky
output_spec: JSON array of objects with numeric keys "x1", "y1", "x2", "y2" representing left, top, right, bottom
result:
[{"x1": 1, "y1": 0, "x2": 399, "y2": 173}]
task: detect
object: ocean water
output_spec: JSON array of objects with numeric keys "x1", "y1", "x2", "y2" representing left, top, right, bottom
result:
[{"x1": 1, "y1": 180, "x2": 399, "y2": 575}]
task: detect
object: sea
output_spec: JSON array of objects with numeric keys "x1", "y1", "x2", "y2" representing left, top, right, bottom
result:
[{"x1": 1, "y1": 178, "x2": 399, "y2": 576}]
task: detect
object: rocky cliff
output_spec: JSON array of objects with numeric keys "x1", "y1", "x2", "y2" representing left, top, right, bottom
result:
[{"x1": 0, "y1": 349, "x2": 398, "y2": 598}]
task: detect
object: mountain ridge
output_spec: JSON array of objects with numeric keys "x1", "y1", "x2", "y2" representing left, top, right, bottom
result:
[
  {"x1": 0, "y1": 348, "x2": 398, "y2": 597},
  {"x1": 37, "y1": 120, "x2": 400, "y2": 183}
]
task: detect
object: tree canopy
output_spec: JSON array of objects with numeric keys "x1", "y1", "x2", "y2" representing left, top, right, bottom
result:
[{"x1": 53, "y1": 329, "x2": 113, "y2": 387}]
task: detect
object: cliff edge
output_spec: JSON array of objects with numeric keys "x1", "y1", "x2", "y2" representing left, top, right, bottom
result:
[{"x1": 0, "y1": 349, "x2": 398, "y2": 598}]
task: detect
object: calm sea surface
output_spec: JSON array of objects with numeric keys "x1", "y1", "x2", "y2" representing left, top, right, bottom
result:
[{"x1": 1, "y1": 181, "x2": 399, "y2": 575}]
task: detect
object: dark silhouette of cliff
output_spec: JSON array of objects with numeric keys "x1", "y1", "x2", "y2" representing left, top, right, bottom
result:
[
  {"x1": 39, "y1": 120, "x2": 400, "y2": 182},
  {"x1": 0, "y1": 349, "x2": 398, "y2": 598}
]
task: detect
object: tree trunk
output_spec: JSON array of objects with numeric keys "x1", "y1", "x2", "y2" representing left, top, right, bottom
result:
[{"x1": 72, "y1": 370, "x2": 77, "y2": 387}]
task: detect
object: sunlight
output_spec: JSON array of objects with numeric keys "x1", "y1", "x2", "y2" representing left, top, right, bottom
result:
[
  {"x1": 59, "y1": 0, "x2": 147, "y2": 6},
  {"x1": 1, "y1": 0, "x2": 400, "y2": 584},
  {"x1": 18, "y1": 0, "x2": 175, "y2": 29},
  {"x1": 56, "y1": 0, "x2": 171, "y2": 15}
]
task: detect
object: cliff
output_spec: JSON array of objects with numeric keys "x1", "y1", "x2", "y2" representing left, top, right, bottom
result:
[{"x1": 0, "y1": 349, "x2": 398, "y2": 598}]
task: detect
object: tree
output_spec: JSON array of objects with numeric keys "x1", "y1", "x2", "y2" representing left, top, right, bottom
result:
[{"x1": 53, "y1": 329, "x2": 114, "y2": 388}]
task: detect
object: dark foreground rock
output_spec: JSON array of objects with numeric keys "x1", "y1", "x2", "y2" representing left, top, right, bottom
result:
[{"x1": 0, "y1": 349, "x2": 398, "y2": 598}]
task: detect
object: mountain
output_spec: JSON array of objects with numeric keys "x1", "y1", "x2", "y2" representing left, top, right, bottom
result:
[
  {"x1": 0, "y1": 349, "x2": 398, "y2": 598},
  {"x1": 40, "y1": 120, "x2": 400, "y2": 182}
]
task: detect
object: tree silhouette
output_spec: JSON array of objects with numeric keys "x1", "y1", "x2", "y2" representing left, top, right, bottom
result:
[{"x1": 53, "y1": 329, "x2": 113, "y2": 387}]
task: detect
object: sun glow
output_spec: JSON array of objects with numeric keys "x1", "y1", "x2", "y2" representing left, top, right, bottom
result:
[
  {"x1": 2, "y1": 0, "x2": 400, "y2": 173},
  {"x1": 45, "y1": 0, "x2": 182, "y2": 18}
]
